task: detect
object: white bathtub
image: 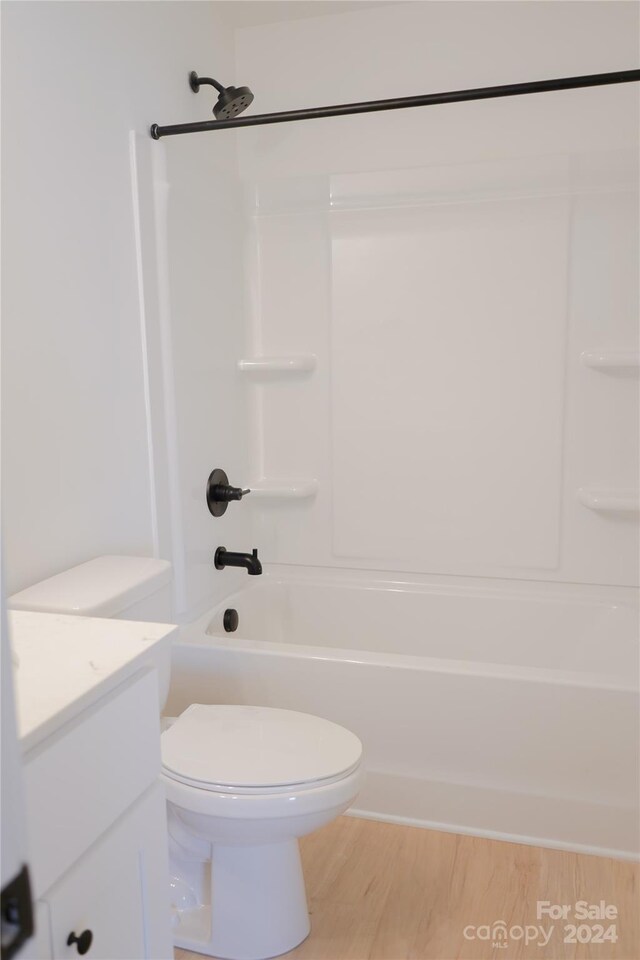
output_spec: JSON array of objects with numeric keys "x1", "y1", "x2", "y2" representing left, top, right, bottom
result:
[{"x1": 167, "y1": 570, "x2": 639, "y2": 859}]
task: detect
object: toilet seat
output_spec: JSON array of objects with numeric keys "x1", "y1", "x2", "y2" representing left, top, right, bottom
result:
[
  {"x1": 161, "y1": 704, "x2": 363, "y2": 794},
  {"x1": 163, "y1": 766, "x2": 361, "y2": 795}
]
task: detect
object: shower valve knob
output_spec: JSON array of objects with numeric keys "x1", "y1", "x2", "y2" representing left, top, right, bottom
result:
[
  {"x1": 215, "y1": 485, "x2": 249, "y2": 502},
  {"x1": 207, "y1": 468, "x2": 250, "y2": 517}
]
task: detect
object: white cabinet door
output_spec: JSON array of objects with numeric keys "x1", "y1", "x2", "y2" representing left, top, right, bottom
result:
[
  {"x1": 43, "y1": 784, "x2": 171, "y2": 960},
  {"x1": 1, "y1": 563, "x2": 34, "y2": 959},
  {"x1": 24, "y1": 668, "x2": 161, "y2": 899}
]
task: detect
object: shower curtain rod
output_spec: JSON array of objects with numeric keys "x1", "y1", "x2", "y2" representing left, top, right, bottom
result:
[{"x1": 150, "y1": 69, "x2": 640, "y2": 139}]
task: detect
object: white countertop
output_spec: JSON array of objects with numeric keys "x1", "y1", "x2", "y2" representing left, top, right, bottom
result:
[{"x1": 9, "y1": 611, "x2": 177, "y2": 753}]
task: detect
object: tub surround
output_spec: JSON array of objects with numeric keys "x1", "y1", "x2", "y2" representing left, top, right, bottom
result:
[
  {"x1": 10, "y1": 610, "x2": 176, "y2": 752},
  {"x1": 233, "y1": 1, "x2": 638, "y2": 592}
]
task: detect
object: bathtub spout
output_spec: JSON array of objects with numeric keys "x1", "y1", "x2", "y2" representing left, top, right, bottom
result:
[{"x1": 214, "y1": 546, "x2": 263, "y2": 575}]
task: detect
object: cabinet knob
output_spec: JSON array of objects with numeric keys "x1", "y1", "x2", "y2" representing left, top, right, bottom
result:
[{"x1": 67, "y1": 929, "x2": 93, "y2": 955}]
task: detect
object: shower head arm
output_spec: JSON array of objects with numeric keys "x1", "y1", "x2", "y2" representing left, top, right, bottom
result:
[{"x1": 189, "y1": 72, "x2": 226, "y2": 95}]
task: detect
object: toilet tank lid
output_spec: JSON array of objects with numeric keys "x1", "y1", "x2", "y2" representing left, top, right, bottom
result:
[{"x1": 8, "y1": 556, "x2": 172, "y2": 617}]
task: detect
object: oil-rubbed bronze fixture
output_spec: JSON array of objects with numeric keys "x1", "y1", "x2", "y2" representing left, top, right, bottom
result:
[
  {"x1": 206, "y1": 468, "x2": 250, "y2": 518},
  {"x1": 188, "y1": 71, "x2": 254, "y2": 120},
  {"x1": 150, "y1": 69, "x2": 640, "y2": 140},
  {"x1": 214, "y1": 547, "x2": 262, "y2": 576},
  {"x1": 224, "y1": 608, "x2": 240, "y2": 632}
]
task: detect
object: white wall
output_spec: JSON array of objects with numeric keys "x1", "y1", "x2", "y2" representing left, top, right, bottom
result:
[
  {"x1": 236, "y1": 1, "x2": 639, "y2": 587},
  {"x1": 2, "y1": 1, "x2": 637, "y2": 610},
  {"x1": 1, "y1": 1, "x2": 239, "y2": 599}
]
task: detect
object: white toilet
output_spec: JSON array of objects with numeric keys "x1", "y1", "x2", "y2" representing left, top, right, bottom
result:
[{"x1": 9, "y1": 556, "x2": 364, "y2": 960}]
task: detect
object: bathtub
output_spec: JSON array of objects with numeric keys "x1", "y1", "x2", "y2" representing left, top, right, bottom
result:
[{"x1": 166, "y1": 569, "x2": 639, "y2": 859}]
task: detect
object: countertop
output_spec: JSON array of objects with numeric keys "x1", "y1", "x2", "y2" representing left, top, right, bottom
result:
[{"x1": 9, "y1": 610, "x2": 177, "y2": 753}]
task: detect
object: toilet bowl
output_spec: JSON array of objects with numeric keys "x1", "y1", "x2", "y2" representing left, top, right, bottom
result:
[
  {"x1": 163, "y1": 704, "x2": 363, "y2": 959},
  {"x1": 9, "y1": 557, "x2": 365, "y2": 960}
]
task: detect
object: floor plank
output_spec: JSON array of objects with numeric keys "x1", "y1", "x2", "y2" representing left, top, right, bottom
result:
[{"x1": 175, "y1": 816, "x2": 639, "y2": 960}]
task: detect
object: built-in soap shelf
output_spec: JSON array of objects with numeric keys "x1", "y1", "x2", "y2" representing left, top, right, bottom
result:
[
  {"x1": 580, "y1": 351, "x2": 639, "y2": 372},
  {"x1": 577, "y1": 487, "x2": 639, "y2": 514},
  {"x1": 248, "y1": 479, "x2": 319, "y2": 500},
  {"x1": 238, "y1": 355, "x2": 317, "y2": 375}
]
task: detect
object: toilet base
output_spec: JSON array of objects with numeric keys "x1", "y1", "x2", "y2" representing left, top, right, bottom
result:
[{"x1": 172, "y1": 840, "x2": 311, "y2": 960}]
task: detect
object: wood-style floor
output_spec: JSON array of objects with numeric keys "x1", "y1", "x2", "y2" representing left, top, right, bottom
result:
[{"x1": 175, "y1": 816, "x2": 639, "y2": 960}]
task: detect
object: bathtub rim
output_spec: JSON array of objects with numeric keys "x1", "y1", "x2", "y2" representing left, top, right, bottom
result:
[
  {"x1": 192, "y1": 565, "x2": 639, "y2": 611},
  {"x1": 178, "y1": 628, "x2": 638, "y2": 693},
  {"x1": 178, "y1": 571, "x2": 639, "y2": 694}
]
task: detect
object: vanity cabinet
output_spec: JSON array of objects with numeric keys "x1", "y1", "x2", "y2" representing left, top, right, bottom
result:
[
  {"x1": 41, "y1": 784, "x2": 168, "y2": 959},
  {"x1": 18, "y1": 663, "x2": 173, "y2": 960}
]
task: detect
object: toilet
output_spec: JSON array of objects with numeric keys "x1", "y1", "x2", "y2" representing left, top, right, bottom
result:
[{"x1": 9, "y1": 556, "x2": 364, "y2": 960}]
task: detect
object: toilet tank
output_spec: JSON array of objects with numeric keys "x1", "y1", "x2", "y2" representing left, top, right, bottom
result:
[
  {"x1": 8, "y1": 556, "x2": 173, "y2": 620},
  {"x1": 8, "y1": 556, "x2": 174, "y2": 708}
]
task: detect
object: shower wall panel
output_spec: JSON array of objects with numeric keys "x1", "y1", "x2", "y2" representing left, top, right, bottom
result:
[
  {"x1": 131, "y1": 24, "x2": 252, "y2": 621},
  {"x1": 237, "y1": 1, "x2": 639, "y2": 588},
  {"x1": 243, "y1": 152, "x2": 638, "y2": 586},
  {"x1": 331, "y1": 193, "x2": 569, "y2": 571}
]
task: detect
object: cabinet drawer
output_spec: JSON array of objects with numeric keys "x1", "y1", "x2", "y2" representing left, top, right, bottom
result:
[{"x1": 24, "y1": 669, "x2": 161, "y2": 896}]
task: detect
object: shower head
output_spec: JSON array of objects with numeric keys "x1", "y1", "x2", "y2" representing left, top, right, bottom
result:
[
  {"x1": 189, "y1": 71, "x2": 254, "y2": 120},
  {"x1": 213, "y1": 85, "x2": 254, "y2": 120}
]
